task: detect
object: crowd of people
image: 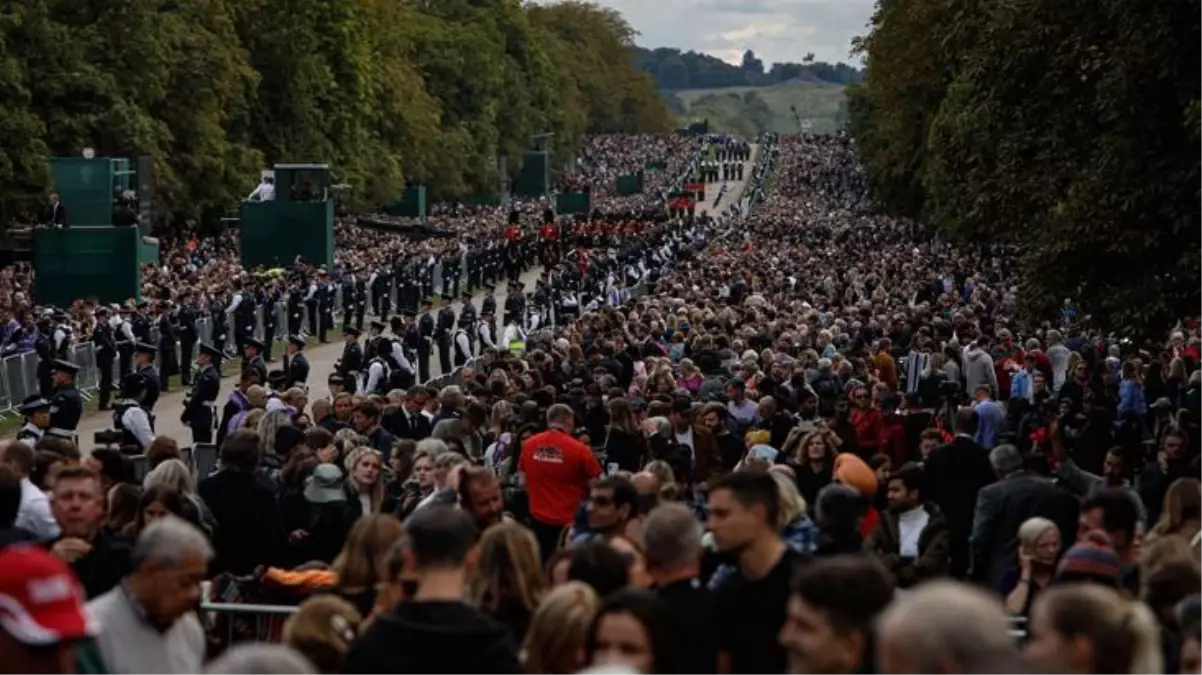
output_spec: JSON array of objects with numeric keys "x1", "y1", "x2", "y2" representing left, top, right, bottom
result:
[{"x1": 0, "y1": 131, "x2": 1199, "y2": 675}]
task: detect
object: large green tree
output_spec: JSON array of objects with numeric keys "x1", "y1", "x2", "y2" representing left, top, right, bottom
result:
[
  {"x1": 0, "y1": 0, "x2": 671, "y2": 225},
  {"x1": 849, "y1": 0, "x2": 1200, "y2": 338}
]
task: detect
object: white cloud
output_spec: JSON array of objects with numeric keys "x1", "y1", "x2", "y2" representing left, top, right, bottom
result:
[{"x1": 537, "y1": 0, "x2": 874, "y2": 66}]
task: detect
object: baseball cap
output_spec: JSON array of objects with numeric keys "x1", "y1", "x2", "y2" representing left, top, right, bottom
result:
[{"x1": 0, "y1": 545, "x2": 96, "y2": 645}]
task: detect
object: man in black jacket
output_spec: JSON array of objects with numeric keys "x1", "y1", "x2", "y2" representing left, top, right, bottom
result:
[
  {"x1": 922, "y1": 408, "x2": 996, "y2": 579},
  {"x1": 344, "y1": 506, "x2": 519, "y2": 674}
]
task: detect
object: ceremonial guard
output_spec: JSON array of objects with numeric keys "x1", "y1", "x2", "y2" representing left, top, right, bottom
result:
[
  {"x1": 92, "y1": 306, "x2": 116, "y2": 410},
  {"x1": 242, "y1": 337, "x2": 268, "y2": 385},
  {"x1": 284, "y1": 336, "x2": 309, "y2": 390},
  {"x1": 156, "y1": 301, "x2": 177, "y2": 393},
  {"x1": 16, "y1": 396, "x2": 50, "y2": 443},
  {"x1": 48, "y1": 359, "x2": 83, "y2": 442},
  {"x1": 177, "y1": 293, "x2": 198, "y2": 386},
  {"x1": 133, "y1": 343, "x2": 160, "y2": 411},
  {"x1": 113, "y1": 373, "x2": 155, "y2": 452},
  {"x1": 117, "y1": 306, "x2": 136, "y2": 376},
  {"x1": 181, "y1": 344, "x2": 222, "y2": 445},
  {"x1": 337, "y1": 328, "x2": 364, "y2": 394},
  {"x1": 417, "y1": 299, "x2": 434, "y2": 382},
  {"x1": 435, "y1": 296, "x2": 455, "y2": 374},
  {"x1": 458, "y1": 292, "x2": 477, "y2": 355}
]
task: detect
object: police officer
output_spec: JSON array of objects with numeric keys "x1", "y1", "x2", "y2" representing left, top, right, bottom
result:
[
  {"x1": 228, "y1": 282, "x2": 254, "y2": 353},
  {"x1": 417, "y1": 298, "x2": 434, "y2": 382},
  {"x1": 242, "y1": 337, "x2": 268, "y2": 385},
  {"x1": 452, "y1": 321, "x2": 472, "y2": 367},
  {"x1": 47, "y1": 359, "x2": 83, "y2": 442},
  {"x1": 304, "y1": 274, "x2": 320, "y2": 337},
  {"x1": 116, "y1": 306, "x2": 136, "y2": 376},
  {"x1": 176, "y1": 293, "x2": 198, "y2": 386},
  {"x1": 365, "y1": 319, "x2": 387, "y2": 362},
  {"x1": 284, "y1": 335, "x2": 309, "y2": 389},
  {"x1": 132, "y1": 301, "x2": 151, "y2": 343},
  {"x1": 133, "y1": 343, "x2": 160, "y2": 411},
  {"x1": 337, "y1": 327, "x2": 363, "y2": 394},
  {"x1": 287, "y1": 280, "x2": 305, "y2": 337},
  {"x1": 458, "y1": 292, "x2": 477, "y2": 354},
  {"x1": 355, "y1": 270, "x2": 368, "y2": 330},
  {"x1": 181, "y1": 343, "x2": 222, "y2": 445},
  {"x1": 503, "y1": 281, "x2": 520, "y2": 326},
  {"x1": 113, "y1": 373, "x2": 155, "y2": 452},
  {"x1": 370, "y1": 265, "x2": 392, "y2": 320},
  {"x1": 16, "y1": 396, "x2": 50, "y2": 443},
  {"x1": 480, "y1": 284, "x2": 497, "y2": 344},
  {"x1": 261, "y1": 282, "x2": 279, "y2": 361},
  {"x1": 435, "y1": 296, "x2": 455, "y2": 374},
  {"x1": 92, "y1": 306, "x2": 116, "y2": 410},
  {"x1": 51, "y1": 310, "x2": 72, "y2": 360},
  {"x1": 342, "y1": 269, "x2": 360, "y2": 333},
  {"x1": 318, "y1": 272, "x2": 335, "y2": 343},
  {"x1": 156, "y1": 301, "x2": 177, "y2": 393},
  {"x1": 362, "y1": 338, "x2": 392, "y2": 395},
  {"x1": 477, "y1": 310, "x2": 497, "y2": 353},
  {"x1": 210, "y1": 292, "x2": 229, "y2": 357}
]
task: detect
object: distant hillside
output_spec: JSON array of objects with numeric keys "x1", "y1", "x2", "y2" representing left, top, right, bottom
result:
[
  {"x1": 669, "y1": 81, "x2": 849, "y2": 138},
  {"x1": 631, "y1": 46, "x2": 862, "y2": 91}
]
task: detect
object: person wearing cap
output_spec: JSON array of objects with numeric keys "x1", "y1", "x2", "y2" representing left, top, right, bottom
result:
[
  {"x1": 459, "y1": 291, "x2": 477, "y2": 351},
  {"x1": 91, "y1": 306, "x2": 117, "y2": 410},
  {"x1": 153, "y1": 301, "x2": 177, "y2": 394},
  {"x1": 417, "y1": 298, "x2": 434, "y2": 382},
  {"x1": 16, "y1": 395, "x2": 52, "y2": 443},
  {"x1": 47, "y1": 359, "x2": 83, "y2": 441},
  {"x1": 0, "y1": 544, "x2": 100, "y2": 673},
  {"x1": 88, "y1": 516, "x2": 210, "y2": 673},
  {"x1": 480, "y1": 283, "x2": 497, "y2": 339},
  {"x1": 452, "y1": 316, "x2": 473, "y2": 368},
  {"x1": 284, "y1": 335, "x2": 309, "y2": 390},
  {"x1": 436, "y1": 296, "x2": 455, "y2": 373},
  {"x1": 337, "y1": 328, "x2": 363, "y2": 395},
  {"x1": 175, "y1": 290, "x2": 199, "y2": 387},
  {"x1": 132, "y1": 300, "x2": 152, "y2": 345},
  {"x1": 133, "y1": 342, "x2": 161, "y2": 412},
  {"x1": 476, "y1": 308, "x2": 497, "y2": 353},
  {"x1": 242, "y1": 337, "x2": 268, "y2": 386},
  {"x1": 33, "y1": 314, "x2": 56, "y2": 398},
  {"x1": 181, "y1": 344, "x2": 223, "y2": 445},
  {"x1": 113, "y1": 373, "x2": 156, "y2": 451}
]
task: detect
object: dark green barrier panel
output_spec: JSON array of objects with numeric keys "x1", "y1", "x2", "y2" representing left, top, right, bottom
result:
[
  {"x1": 35, "y1": 227, "x2": 142, "y2": 306},
  {"x1": 240, "y1": 200, "x2": 334, "y2": 270}
]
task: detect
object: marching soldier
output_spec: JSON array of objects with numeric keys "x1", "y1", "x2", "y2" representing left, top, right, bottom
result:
[
  {"x1": 47, "y1": 359, "x2": 83, "y2": 442},
  {"x1": 156, "y1": 301, "x2": 177, "y2": 393},
  {"x1": 92, "y1": 306, "x2": 116, "y2": 410},
  {"x1": 242, "y1": 337, "x2": 268, "y2": 386},
  {"x1": 417, "y1": 299, "x2": 434, "y2": 382},
  {"x1": 133, "y1": 343, "x2": 160, "y2": 411},
  {"x1": 337, "y1": 327, "x2": 363, "y2": 394},
  {"x1": 177, "y1": 293, "x2": 198, "y2": 386},
  {"x1": 435, "y1": 296, "x2": 455, "y2": 374},
  {"x1": 16, "y1": 396, "x2": 51, "y2": 444},
  {"x1": 181, "y1": 343, "x2": 222, "y2": 445},
  {"x1": 284, "y1": 335, "x2": 309, "y2": 390}
]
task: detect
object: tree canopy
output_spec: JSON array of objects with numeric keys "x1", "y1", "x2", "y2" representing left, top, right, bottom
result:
[
  {"x1": 632, "y1": 46, "x2": 862, "y2": 91},
  {"x1": 0, "y1": 0, "x2": 671, "y2": 227},
  {"x1": 848, "y1": 0, "x2": 1200, "y2": 339}
]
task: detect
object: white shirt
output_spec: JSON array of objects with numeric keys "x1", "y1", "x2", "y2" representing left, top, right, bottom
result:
[
  {"x1": 674, "y1": 426, "x2": 695, "y2": 454},
  {"x1": 897, "y1": 505, "x2": 930, "y2": 559},
  {"x1": 478, "y1": 323, "x2": 495, "y2": 350},
  {"x1": 364, "y1": 360, "x2": 387, "y2": 394},
  {"x1": 455, "y1": 330, "x2": 472, "y2": 358},
  {"x1": 16, "y1": 477, "x2": 60, "y2": 541},
  {"x1": 121, "y1": 406, "x2": 156, "y2": 451},
  {"x1": 248, "y1": 181, "x2": 275, "y2": 201}
]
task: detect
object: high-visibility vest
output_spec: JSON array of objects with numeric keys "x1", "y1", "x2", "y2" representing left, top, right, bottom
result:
[{"x1": 506, "y1": 326, "x2": 526, "y2": 352}]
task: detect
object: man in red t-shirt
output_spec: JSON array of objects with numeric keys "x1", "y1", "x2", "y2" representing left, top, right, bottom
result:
[{"x1": 519, "y1": 403, "x2": 601, "y2": 559}]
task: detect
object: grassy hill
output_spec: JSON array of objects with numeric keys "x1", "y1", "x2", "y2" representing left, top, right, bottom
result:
[{"x1": 667, "y1": 80, "x2": 848, "y2": 138}]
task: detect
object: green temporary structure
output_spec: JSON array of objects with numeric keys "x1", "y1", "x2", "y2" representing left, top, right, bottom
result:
[{"x1": 240, "y1": 164, "x2": 335, "y2": 270}]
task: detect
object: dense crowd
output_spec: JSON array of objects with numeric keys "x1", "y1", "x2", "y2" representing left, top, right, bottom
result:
[{"x1": 0, "y1": 132, "x2": 1199, "y2": 675}]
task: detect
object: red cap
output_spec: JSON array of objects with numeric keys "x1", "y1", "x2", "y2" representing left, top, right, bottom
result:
[{"x1": 0, "y1": 545, "x2": 96, "y2": 645}]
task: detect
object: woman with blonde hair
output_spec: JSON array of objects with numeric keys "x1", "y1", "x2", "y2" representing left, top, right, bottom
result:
[
  {"x1": 283, "y1": 595, "x2": 362, "y2": 674},
  {"x1": 331, "y1": 514, "x2": 404, "y2": 616},
  {"x1": 1026, "y1": 583, "x2": 1162, "y2": 674},
  {"x1": 1147, "y1": 477, "x2": 1202, "y2": 547},
  {"x1": 143, "y1": 457, "x2": 217, "y2": 537},
  {"x1": 1002, "y1": 517, "x2": 1061, "y2": 617},
  {"x1": 470, "y1": 522, "x2": 547, "y2": 645},
  {"x1": 257, "y1": 409, "x2": 294, "y2": 458},
  {"x1": 643, "y1": 460, "x2": 680, "y2": 502},
  {"x1": 522, "y1": 581, "x2": 599, "y2": 674},
  {"x1": 344, "y1": 447, "x2": 384, "y2": 517}
]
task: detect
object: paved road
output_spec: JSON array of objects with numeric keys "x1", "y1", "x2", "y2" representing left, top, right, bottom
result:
[
  {"x1": 696, "y1": 144, "x2": 758, "y2": 216},
  {"x1": 69, "y1": 145, "x2": 760, "y2": 447}
]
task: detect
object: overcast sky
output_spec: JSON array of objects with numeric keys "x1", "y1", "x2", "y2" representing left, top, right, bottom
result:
[{"x1": 584, "y1": 0, "x2": 875, "y2": 66}]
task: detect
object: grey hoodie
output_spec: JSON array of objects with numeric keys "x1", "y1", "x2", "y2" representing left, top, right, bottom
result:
[{"x1": 964, "y1": 347, "x2": 999, "y2": 395}]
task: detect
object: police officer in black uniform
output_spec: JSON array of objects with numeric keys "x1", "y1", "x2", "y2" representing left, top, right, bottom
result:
[
  {"x1": 232, "y1": 282, "x2": 256, "y2": 353},
  {"x1": 176, "y1": 293, "x2": 198, "y2": 386},
  {"x1": 16, "y1": 396, "x2": 50, "y2": 444},
  {"x1": 261, "y1": 281, "x2": 279, "y2": 361},
  {"x1": 156, "y1": 301, "x2": 177, "y2": 393},
  {"x1": 435, "y1": 296, "x2": 455, "y2": 374},
  {"x1": 480, "y1": 284, "x2": 498, "y2": 347},
  {"x1": 304, "y1": 275, "x2": 320, "y2": 338},
  {"x1": 181, "y1": 343, "x2": 222, "y2": 445},
  {"x1": 458, "y1": 292, "x2": 477, "y2": 355},
  {"x1": 242, "y1": 337, "x2": 268, "y2": 385},
  {"x1": 318, "y1": 272, "x2": 335, "y2": 343},
  {"x1": 355, "y1": 271, "x2": 368, "y2": 331},
  {"x1": 34, "y1": 314, "x2": 55, "y2": 398},
  {"x1": 417, "y1": 298, "x2": 434, "y2": 382},
  {"x1": 132, "y1": 300, "x2": 152, "y2": 344},
  {"x1": 113, "y1": 373, "x2": 155, "y2": 452},
  {"x1": 371, "y1": 265, "x2": 392, "y2": 321},
  {"x1": 92, "y1": 306, "x2": 116, "y2": 410},
  {"x1": 285, "y1": 335, "x2": 309, "y2": 389},
  {"x1": 133, "y1": 343, "x2": 160, "y2": 411},
  {"x1": 342, "y1": 269, "x2": 359, "y2": 334},
  {"x1": 337, "y1": 327, "x2": 363, "y2": 394},
  {"x1": 48, "y1": 359, "x2": 83, "y2": 442},
  {"x1": 287, "y1": 280, "x2": 305, "y2": 337},
  {"x1": 210, "y1": 293, "x2": 229, "y2": 358}
]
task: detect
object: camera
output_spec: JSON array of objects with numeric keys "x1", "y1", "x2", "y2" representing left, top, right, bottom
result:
[{"x1": 94, "y1": 429, "x2": 123, "y2": 446}]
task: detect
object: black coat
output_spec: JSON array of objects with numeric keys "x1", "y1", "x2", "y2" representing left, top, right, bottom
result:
[
  {"x1": 198, "y1": 470, "x2": 284, "y2": 575},
  {"x1": 59, "y1": 531, "x2": 132, "y2": 600},
  {"x1": 382, "y1": 408, "x2": 432, "y2": 441},
  {"x1": 924, "y1": 436, "x2": 996, "y2": 538},
  {"x1": 969, "y1": 471, "x2": 1080, "y2": 587},
  {"x1": 344, "y1": 600, "x2": 520, "y2": 674}
]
